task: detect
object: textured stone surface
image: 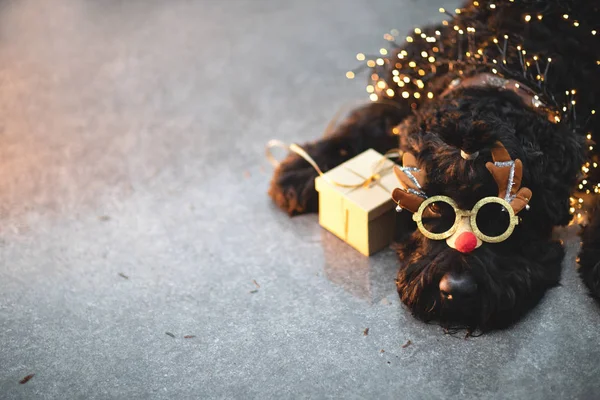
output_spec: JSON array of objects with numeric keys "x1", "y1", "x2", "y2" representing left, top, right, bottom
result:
[{"x1": 0, "y1": 0, "x2": 599, "y2": 399}]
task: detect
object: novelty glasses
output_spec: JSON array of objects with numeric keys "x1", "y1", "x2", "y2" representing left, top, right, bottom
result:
[{"x1": 413, "y1": 195, "x2": 519, "y2": 243}]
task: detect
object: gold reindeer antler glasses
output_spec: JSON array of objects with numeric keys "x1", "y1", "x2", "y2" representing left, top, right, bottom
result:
[
  {"x1": 412, "y1": 195, "x2": 520, "y2": 243},
  {"x1": 392, "y1": 142, "x2": 532, "y2": 244}
]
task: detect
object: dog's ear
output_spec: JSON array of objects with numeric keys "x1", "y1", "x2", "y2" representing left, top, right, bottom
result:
[{"x1": 485, "y1": 142, "x2": 532, "y2": 214}]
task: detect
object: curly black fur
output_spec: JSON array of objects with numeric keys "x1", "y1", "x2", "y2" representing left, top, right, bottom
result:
[
  {"x1": 269, "y1": 0, "x2": 599, "y2": 332},
  {"x1": 578, "y1": 201, "x2": 600, "y2": 300}
]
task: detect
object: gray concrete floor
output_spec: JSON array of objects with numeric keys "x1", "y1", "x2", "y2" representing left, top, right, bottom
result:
[{"x1": 0, "y1": 0, "x2": 599, "y2": 399}]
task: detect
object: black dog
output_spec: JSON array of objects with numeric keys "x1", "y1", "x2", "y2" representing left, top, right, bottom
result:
[{"x1": 269, "y1": 0, "x2": 599, "y2": 332}]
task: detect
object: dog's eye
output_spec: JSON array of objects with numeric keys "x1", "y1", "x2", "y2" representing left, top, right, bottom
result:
[
  {"x1": 422, "y1": 201, "x2": 456, "y2": 235},
  {"x1": 429, "y1": 203, "x2": 441, "y2": 214},
  {"x1": 425, "y1": 203, "x2": 443, "y2": 217},
  {"x1": 423, "y1": 202, "x2": 455, "y2": 220}
]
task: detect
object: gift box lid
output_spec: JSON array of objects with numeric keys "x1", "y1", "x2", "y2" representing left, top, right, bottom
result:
[{"x1": 315, "y1": 149, "x2": 398, "y2": 221}]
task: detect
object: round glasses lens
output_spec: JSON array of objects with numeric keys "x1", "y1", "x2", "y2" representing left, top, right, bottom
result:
[
  {"x1": 474, "y1": 201, "x2": 512, "y2": 238},
  {"x1": 420, "y1": 199, "x2": 457, "y2": 235}
]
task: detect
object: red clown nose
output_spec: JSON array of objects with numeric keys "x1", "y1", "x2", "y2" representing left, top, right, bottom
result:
[{"x1": 455, "y1": 232, "x2": 478, "y2": 253}]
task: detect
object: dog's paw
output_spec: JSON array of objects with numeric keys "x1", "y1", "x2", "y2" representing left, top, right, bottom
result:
[{"x1": 268, "y1": 153, "x2": 319, "y2": 216}]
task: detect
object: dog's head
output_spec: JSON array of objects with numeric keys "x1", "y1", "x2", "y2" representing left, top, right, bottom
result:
[{"x1": 392, "y1": 86, "x2": 583, "y2": 332}]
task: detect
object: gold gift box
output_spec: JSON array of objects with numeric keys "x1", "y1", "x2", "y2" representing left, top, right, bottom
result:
[{"x1": 315, "y1": 149, "x2": 398, "y2": 256}]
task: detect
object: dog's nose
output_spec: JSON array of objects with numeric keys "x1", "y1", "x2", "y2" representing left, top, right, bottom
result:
[
  {"x1": 439, "y1": 272, "x2": 478, "y2": 300},
  {"x1": 454, "y1": 231, "x2": 477, "y2": 253}
]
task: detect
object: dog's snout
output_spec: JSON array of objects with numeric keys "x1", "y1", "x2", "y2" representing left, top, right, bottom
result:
[{"x1": 439, "y1": 272, "x2": 478, "y2": 300}]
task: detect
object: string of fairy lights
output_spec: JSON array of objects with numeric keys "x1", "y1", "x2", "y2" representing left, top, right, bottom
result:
[{"x1": 345, "y1": 0, "x2": 598, "y2": 224}]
